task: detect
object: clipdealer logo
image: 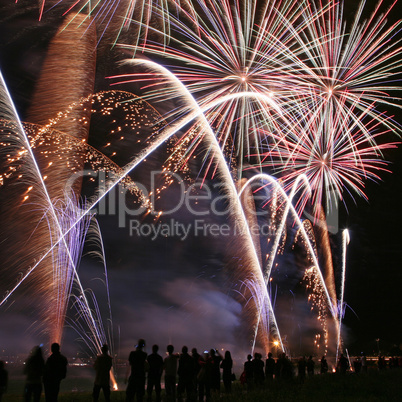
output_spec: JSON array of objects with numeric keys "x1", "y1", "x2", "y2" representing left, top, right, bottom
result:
[{"x1": 65, "y1": 169, "x2": 285, "y2": 239}]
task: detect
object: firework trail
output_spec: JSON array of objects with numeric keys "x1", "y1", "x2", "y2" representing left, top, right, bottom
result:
[
  {"x1": 336, "y1": 229, "x2": 350, "y2": 363},
  {"x1": 238, "y1": 175, "x2": 311, "y2": 285},
  {"x1": 238, "y1": 173, "x2": 341, "y2": 349},
  {"x1": 50, "y1": 197, "x2": 118, "y2": 388},
  {"x1": 0, "y1": 8, "x2": 160, "y2": 347},
  {"x1": 32, "y1": 13, "x2": 96, "y2": 342},
  {"x1": 0, "y1": 87, "x2": 163, "y2": 310},
  {"x1": 0, "y1": 5, "x2": 159, "y2": 349},
  {"x1": 48, "y1": 195, "x2": 94, "y2": 347},
  {"x1": 66, "y1": 218, "x2": 113, "y2": 351},
  {"x1": 227, "y1": 178, "x2": 264, "y2": 349},
  {"x1": 0, "y1": 101, "x2": 154, "y2": 336},
  {"x1": 0, "y1": 12, "x2": 97, "y2": 343},
  {"x1": 311, "y1": 206, "x2": 338, "y2": 312},
  {"x1": 237, "y1": 177, "x2": 262, "y2": 265},
  {"x1": 0, "y1": 69, "x2": 78, "y2": 342}
]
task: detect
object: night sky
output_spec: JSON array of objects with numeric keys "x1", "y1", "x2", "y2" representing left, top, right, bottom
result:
[{"x1": 0, "y1": 0, "x2": 401, "y2": 363}]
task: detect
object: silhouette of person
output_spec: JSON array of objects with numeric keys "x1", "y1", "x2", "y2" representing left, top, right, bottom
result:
[
  {"x1": 253, "y1": 353, "x2": 265, "y2": 388},
  {"x1": 307, "y1": 356, "x2": 315, "y2": 376},
  {"x1": 177, "y1": 346, "x2": 195, "y2": 402},
  {"x1": 353, "y1": 357, "x2": 362, "y2": 373},
  {"x1": 163, "y1": 345, "x2": 179, "y2": 402},
  {"x1": 320, "y1": 356, "x2": 328, "y2": 374},
  {"x1": 0, "y1": 361, "x2": 8, "y2": 402},
  {"x1": 93, "y1": 344, "x2": 113, "y2": 402},
  {"x1": 126, "y1": 339, "x2": 147, "y2": 402},
  {"x1": 278, "y1": 353, "x2": 293, "y2": 381},
  {"x1": 297, "y1": 356, "x2": 306, "y2": 383},
  {"x1": 378, "y1": 355, "x2": 385, "y2": 370},
  {"x1": 146, "y1": 344, "x2": 163, "y2": 402},
  {"x1": 24, "y1": 346, "x2": 45, "y2": 402},
  {"x1": 191, "y1": 348, "x2": 201, "y2": 396},
  {"x1": 208, "y1": 349, "x2": 222, "y2": 396},
  {"x1": 220, "y1": 350, "x2": 233, "y2": 393},
  {"x1": 275, "y1": 354, "x2": 283, "y2": 380},
  {"x1": 337, "y1": 354, "x2": 349, "y2": 374},
  {"x1": 244, "y1": 354, "x2": 254, "y2": 391},
  {"x1": 204, "y1": 351, "x2": 216, "y2": 402},
  {"x1": 197, "y1": 351, "x2": 209, "y2": 402},
  {"x1": 265, "y1": 352, "x2": 275, "y2": 382},
  {"x1": 43, "y1": 343, "x2": 68, "y2": 402}
]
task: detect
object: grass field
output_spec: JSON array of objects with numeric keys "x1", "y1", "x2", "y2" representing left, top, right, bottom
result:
[{"x1": 2, "y1": 367, "x2": 402, "y2": 401}]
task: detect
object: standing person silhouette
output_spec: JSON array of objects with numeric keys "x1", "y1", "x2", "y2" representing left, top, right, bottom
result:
[
  {"x1": 320, "y1": 356, "x2": 328, "y2": 374},
  {"x1": 43, "y1": 343, "x2": 68, "y2": 402},
  {"x1": 24, "y1": 346, "x2": 45, "y2": 402},
  {"x1": 163, "y1": 345, "x2": 179, "y2": 402},
  {"x1": 177, "y1": 346, "x2": 194, "y2": 402},
  {"x1": 244, "y1": 354, "x2": 254, "y2": 391},
  {"x1": 265, "y1": 352, "x2": 275, "y2": 382},
  {"x1": 307, "y1": 356, "x2": 315, "y2": 376},
  {"x1": 197, "y1": 351, "x2": 209, "y2": 402},
  {"x1": 297, "y1": 356, "x2": 307, "y2": 383},
  {"x1": 126, "y1": 339, "x2": 147, "y2": 402},
  {"x1": 209, "y1": 349, "x2": 222, "y2": 397},
  {"x1": 337, "y1": 353, "x2": 349, "y2": 374},
  {"x1": 220, "y1": 350, "x2": 233, "y2": 393},
  {"x1": 253, "y1": 353, "x2": 265, "y2": 388},
  {"x1": 146, "y1": 345, "x2": 163, "y2": 402},
  {"x1": 191, "y1": 348, "x2": 201, "y2": 396},
  {"x1": 93, "y1": 344, "x2": 113, "y2": 402}
]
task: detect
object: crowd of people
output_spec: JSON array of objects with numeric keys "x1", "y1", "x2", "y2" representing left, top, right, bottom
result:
[
  {"x1": 119, "y1": 341, "x2": 402, "y2": 402},
  {"x1": 1, "y1": 340, "x2": 401, "y2": 402},
  {"x1": 122, "y1": 339, "x2": 232, "y2": 402},
  {"x1": 118, "y1": 340, "x2": 379, "y2": 402}
]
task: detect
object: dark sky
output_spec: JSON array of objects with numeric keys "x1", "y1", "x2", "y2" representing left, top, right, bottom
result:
[{"x1": 0, "y1": 0, "x2": 401, "y2": 363}]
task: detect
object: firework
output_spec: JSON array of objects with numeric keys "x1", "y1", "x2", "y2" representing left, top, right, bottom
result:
[
  {"x1": 264, "y1": 0, "x2": 402, "y2": 216},
  {"x1": 293, "y1": 0, "x2": 402, "y2": 134},
  {"x1": 2, "y1": 0, "x2": 402, "y2": 358},
  {"x1": 114, "y1": 0, "x2": 402, "y2": 212},
  {"x1": 109, "y1": 0, "x2": 401, "y2": 353},
  {"x1": 258, "y1": 93, "x2": 399, "y2": 218},
  {"x1": 114, "y1": 0, "x2": 315, "y2": 172}
]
